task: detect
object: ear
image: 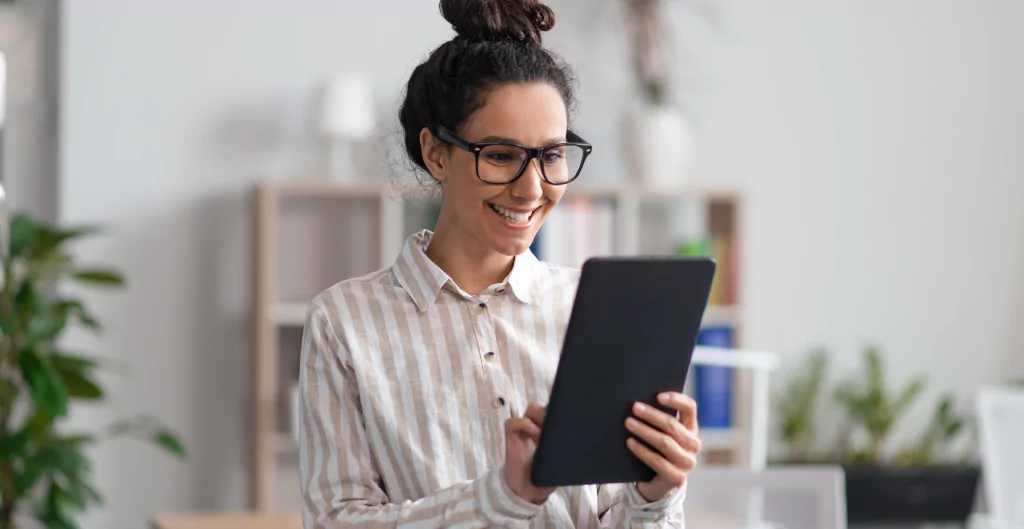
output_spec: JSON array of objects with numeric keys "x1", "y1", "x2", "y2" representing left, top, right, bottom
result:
[{"x1": 420, "y1": 127, "x2": 449, "y2": 183}]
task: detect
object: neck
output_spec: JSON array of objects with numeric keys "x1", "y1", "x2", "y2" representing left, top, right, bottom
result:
[{"x1": 426, "y1": 214, "x2": 514, "y2": 296}]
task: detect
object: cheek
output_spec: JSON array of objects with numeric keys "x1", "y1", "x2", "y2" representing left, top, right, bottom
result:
[{"x1": 545, "y1": 186, "x2": 567, "y2": 207}]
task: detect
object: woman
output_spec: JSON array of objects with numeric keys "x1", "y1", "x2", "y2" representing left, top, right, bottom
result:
[{"x1": 299, "y1": 1, "x2": 701, "y2": 526}]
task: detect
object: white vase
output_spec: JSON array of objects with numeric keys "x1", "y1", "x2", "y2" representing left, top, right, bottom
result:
[{"x1": 622, "y1": 102, "x2": 692, "y2": 191}]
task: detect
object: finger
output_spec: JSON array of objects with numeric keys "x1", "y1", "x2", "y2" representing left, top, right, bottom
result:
[
  {"x1": 633, "y1": 402, "x2": 694, "y2": 448},
  {"x1": 625, "y1": 416, "x2": 697, "y2": 468},
  {"x1": 506, "y1": 417, "x2": 542, "y2": 442},
  {"x1": 626, "y1": 437, "x2": 691, "y2": 488},
  {"x1": 658, "y1": 392, "x2": 698, "y2": 432},
  {"x1": 524, "y1": 403, "x2": 547, "y2": 427}
]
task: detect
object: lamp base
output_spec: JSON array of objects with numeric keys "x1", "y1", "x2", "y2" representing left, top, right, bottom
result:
[{"x1": 326, "y1": 140, "x2": 356, "y2": 181}]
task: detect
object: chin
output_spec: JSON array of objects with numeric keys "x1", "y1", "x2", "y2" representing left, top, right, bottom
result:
[{"x1": 486, "y1": 231, "x2": 536, "y2": 257}]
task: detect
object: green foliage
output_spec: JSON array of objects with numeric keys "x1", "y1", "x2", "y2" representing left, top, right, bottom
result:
[
  {"x1": 0, "y1": 213, "x2": 186, "y2": 529},
  {"x1": 777, "y1": 347, "x2": 829, "y2": 463},
  {"x1": 833, "y1": 346, "x2": 927, "y2": 464},
  {"x1": 895, "y1": 393, "x2": 968, "y2": 466}
]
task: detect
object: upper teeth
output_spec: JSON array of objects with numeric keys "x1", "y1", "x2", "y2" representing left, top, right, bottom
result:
[{"x1": 492, "y1": 204, "x2": 531, "y2": 224}]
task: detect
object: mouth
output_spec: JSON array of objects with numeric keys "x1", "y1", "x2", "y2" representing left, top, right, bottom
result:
[{"x1": 488, "y1": 202, "x2": 541, "y2": 229}]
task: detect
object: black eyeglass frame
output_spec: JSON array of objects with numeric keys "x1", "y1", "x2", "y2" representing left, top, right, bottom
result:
[{"x1": 436, "y1": 126, "x2": 594, "y2": 185}]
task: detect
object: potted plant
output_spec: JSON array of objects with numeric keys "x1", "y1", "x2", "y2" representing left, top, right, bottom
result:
[
  {"x1": 0, "y1": 211, "x2": 186, "y2": 529},
  {"x1": 774, "y1": 347, "x2": 829, "y2": 464},
  {"x1": 773, "y1": 345, "x2": 980, "y2": 524},
  {"x1": 834, "y1": 348, "x2": 979, "y2": 524}
]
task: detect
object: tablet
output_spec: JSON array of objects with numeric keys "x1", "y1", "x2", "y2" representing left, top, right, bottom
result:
[{"x1": 530, "y1": 256, "x2": 716, "y2": 487}]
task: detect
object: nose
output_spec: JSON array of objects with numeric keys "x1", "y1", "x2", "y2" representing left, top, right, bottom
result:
[{"x1": 509, "y1": 158, "x2": 545, "y2": 203}]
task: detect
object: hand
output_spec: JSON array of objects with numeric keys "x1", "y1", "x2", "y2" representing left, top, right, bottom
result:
[
  {"x1": 504, "y1": 403, "x2": 556, "y2": 505},
  {"x1": 626, "y1": 392, "x2": 701, "y2": 503}
]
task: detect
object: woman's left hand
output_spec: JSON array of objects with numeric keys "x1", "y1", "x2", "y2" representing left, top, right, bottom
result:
[{"x1": 625, "y1": 391, "x2": 701, "y2": 502}]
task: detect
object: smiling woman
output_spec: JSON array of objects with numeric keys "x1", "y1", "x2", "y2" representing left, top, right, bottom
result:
[{"x1": 297, "y1": 1, "x2": 699, "y2": 527}]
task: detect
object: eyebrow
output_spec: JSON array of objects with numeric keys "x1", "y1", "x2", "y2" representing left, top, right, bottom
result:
[{"x1": 478, "y1": 135, "x2": 568, "y2": 146}]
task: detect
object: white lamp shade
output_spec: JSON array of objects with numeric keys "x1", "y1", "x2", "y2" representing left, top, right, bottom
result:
[{"x1": 318, "y1": 74, "x2": 375, "y2": 140}]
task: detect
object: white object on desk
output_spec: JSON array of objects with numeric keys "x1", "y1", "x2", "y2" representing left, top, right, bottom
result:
[
  {"x1": 686, "y1": 466, "x2": 847, "y2": 529},
  {"x1": 975, "y1": 386, "x2": 1024, "y2": 528}
]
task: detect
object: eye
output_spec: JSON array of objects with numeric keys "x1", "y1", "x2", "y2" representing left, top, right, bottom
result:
[
  {"x1": 486, "y1": 152, "x2": 514, "y2": 163},
  {"x1": 542, "y1": 150, "x2": 565, "y2": 164}
]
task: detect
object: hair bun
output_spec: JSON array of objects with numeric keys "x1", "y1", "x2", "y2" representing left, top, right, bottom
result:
[{"x1": 440, "y1": 0, "x2": 556, "y2": 45}]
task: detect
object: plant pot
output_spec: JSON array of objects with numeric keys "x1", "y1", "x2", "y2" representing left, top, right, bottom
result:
[
  {"x1": 621, "y1": 102, "x2": 691, "y2": 191},
  {"x1": 844, "y1": 464, "x2": 981, "y2": 524}
]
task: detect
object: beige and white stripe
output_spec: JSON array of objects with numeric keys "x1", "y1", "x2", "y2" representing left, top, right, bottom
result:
[{"x1": 299, "y1": 230, "x2": 686, "y2": 528}]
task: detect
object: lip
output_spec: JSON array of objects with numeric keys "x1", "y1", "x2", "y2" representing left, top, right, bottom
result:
[
  {"x1": 487, "y1": 203, "x2": 542, "y2": 231},
  {"x1": 487, "y1": 203, "x2": 542, "y2": 214}
]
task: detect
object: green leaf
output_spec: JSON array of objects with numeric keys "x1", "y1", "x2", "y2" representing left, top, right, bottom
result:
[
  {"x1": 52, "y1": 354, "x2": 104, "y2": 400},
  {"x1": 51, "y1": 352, "x2": 99, "y2": 373},
  {"x1": 0, "y1": 377, "x2": 15, "y2": 405},
  {"x1": 9, "y1": 213, "x2": 41, "y2": 258},
  {"x1": 59, "y1": 299, "x2": 103, "y2": 330},
  {"x1": 31, "y1": 225, "x2": 100, "y2": 259},
  {"x1": 14, "y1": 455, "x2": 48, "y2": 498},
  {"x1": 0, "y1": 428, "x2": 29, "y2": 459},
  {"x1": 19, "y1": 348, "x2": 70, "y2": 417},
  {"x1": 153, "y1": 429, "x2": 188, "y2": 459},
  {"x1": 71, "y1": 268, "x2": 125, "y2": 287},
  {"x1": 26, "y1": 408, "x2": 56, "y2": 440},
  {"x1": 895, "y1": 376, "x2": 926, "y2": 414}
]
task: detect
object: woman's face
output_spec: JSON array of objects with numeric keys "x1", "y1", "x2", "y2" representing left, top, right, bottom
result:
[{"x1": 423, "y1": 82, "x2": 569, "y2": 257}]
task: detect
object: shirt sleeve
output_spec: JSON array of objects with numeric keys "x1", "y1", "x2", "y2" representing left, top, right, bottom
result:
[
  {"x1": 299, "y1": 302, "x2": 545, "y2": 528},
  {"x1": 596, "y1": 482, "x2": 687, "y2": 528}
]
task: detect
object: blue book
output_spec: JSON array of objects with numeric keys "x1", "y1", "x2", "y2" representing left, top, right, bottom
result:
[{"x1": 695, "y1": 326, "x2": 734, "y2": 429}]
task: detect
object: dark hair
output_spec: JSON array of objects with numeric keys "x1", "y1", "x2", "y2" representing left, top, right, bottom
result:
[{"x1": 398, "y1": 0, "x2": 577, "y2": 178}]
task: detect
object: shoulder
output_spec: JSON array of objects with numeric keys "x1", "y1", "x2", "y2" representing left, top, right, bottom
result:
[
  {"x1": 534, "y1": 261, "x2": 581, "y2": 287},
  {"x1": 307, "y1": 266, "x2": 404, "y2": 331},
  {"x1": 528, "y1": 260, "x2": 582, "y2": 306}
]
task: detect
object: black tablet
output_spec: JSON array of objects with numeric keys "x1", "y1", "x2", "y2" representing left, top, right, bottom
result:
[{"x1": 530, "y1": 256, "x2": 716, "y2": 487}]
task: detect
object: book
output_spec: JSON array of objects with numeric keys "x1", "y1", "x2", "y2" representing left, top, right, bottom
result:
[{"x1": 695, "y1": 325, "x2": 734, "y2": 429}]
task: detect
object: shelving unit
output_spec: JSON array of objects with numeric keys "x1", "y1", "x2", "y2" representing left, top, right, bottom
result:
[{"x1": 250, "y1": 177, "x2": 756, "y2": 512}]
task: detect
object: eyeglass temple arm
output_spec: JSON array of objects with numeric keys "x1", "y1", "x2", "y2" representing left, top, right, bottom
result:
[
  {"x1": 567, "y1": 130, "x2": 592, "y2": 148},
  {"x1": 435, "y1": 127, "x2": 472, "y2": 151}
]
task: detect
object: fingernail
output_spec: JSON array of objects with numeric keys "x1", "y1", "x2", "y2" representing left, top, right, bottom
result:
[
  {"x1": 626, "y1": 417, "x2": 638, "y2": 430},
  {"x1": 634, "y1": 402, "x2": 646, "y2": 413},
  {"x1": 626, "y1": 437, "x2": 637, "y2": 447},
  {"x1": 658, "y1": 393, "x2": 671, "y2": 404}
]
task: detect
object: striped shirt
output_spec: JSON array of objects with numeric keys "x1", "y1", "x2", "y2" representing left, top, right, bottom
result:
[{"x1": 299, "y1": 230, "x2": 686, "y2": 528}]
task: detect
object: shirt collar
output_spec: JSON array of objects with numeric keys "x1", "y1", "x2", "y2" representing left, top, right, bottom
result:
[{"x1": 392, "y1": 230, "x2": 543, "y2": 312}]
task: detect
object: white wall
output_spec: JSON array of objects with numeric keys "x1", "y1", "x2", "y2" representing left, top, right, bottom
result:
[{"x1": 60, "y1": 0, "x2": 1024, "y2": 527}]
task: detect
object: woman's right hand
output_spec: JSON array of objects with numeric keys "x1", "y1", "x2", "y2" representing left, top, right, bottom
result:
[{"x1": 503, "y1": 402, "x2": 556, "y2": 505}]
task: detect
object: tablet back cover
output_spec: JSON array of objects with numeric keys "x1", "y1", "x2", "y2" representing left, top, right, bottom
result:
[{"x1": 531, "y1": 257, "x2": 716, "y2": 487}]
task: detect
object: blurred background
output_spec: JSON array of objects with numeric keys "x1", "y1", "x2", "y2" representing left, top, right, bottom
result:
[{"x1": 0, "y1": 0, "x2": 1022, "y2": 528}]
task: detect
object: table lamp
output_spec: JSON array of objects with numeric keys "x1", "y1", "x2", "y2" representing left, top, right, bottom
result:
[{"x1": 317, "y1": 74, "x2": 375, "y2": 181}]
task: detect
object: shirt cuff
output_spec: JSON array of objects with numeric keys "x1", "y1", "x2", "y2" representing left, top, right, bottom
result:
[
  {"x1": 476, "y1": 464, "x2": 544, "y2": 527},
  {"x1": 625, "y1": 481, "x2": 687, "y2": 517}
]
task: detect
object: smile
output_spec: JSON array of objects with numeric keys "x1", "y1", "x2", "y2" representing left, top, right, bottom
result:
[{"x1": 488, "y1": 203, "x2": 539, "y2": 227}]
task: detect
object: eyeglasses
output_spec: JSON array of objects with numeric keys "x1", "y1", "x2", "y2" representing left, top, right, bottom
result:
[{"x1": 436, "y1": 126, "x2": 593, "y2": 185}]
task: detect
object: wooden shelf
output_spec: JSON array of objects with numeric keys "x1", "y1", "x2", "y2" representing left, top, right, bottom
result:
[
  {"x1": 702, "y1": 305, "x2": 741, "y2": 327},
  {"x1": 272, "y1": 302, "x2": 307, "y2": 327},
  {"x1": 260, "y1": 177, "x2": 391, "y2": 199},
  {"x1": 567, "y1": 182, "x2": 742, "y2": 203}
]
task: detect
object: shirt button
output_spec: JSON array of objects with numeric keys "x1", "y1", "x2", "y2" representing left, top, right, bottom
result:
[
  {"x1": 484, "y1": 352, "x2": 497, "y2": 362},
  {"x1": 477, "y1": 302, "x2": 487, "y2": 313},
  {"x1": 494, "y1": 397, "x2": 506, "y2": 408},
  {"x1": 496, "y1": 287, "x2": 506, "y2": 294}
]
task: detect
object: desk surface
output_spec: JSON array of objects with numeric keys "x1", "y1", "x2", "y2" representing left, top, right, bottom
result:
[{"x1": 150, "y1": 513, "x2": 303, "y2": 529}]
